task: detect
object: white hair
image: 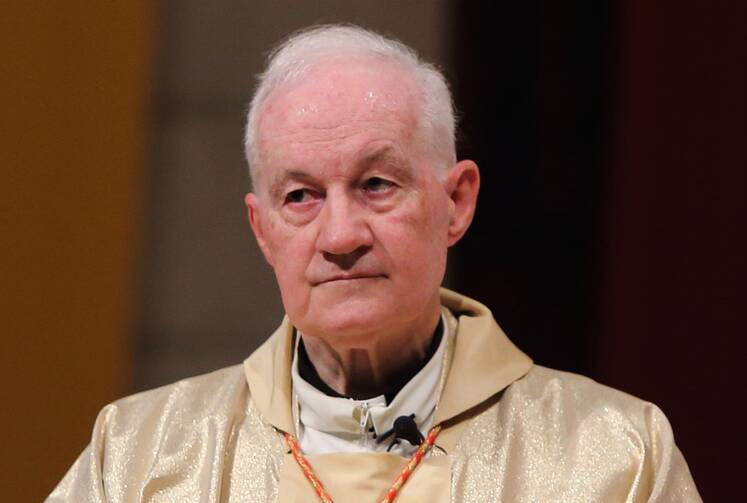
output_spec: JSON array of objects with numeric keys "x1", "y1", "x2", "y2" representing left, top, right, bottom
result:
[{"x1": 244, "y1": 24, "x2": 457, "y2": 186}]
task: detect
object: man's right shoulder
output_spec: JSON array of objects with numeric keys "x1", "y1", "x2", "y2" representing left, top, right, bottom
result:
[
  {"x1": 95, "y1": 363, "x2": 250, "y2": 437},
  {"x1": 48, "y1": 364, "x2": 275, "y2": 502}
]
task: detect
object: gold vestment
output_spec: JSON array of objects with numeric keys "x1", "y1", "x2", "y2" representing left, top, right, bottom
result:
[{"x1": 48, "y1": 289, "x2": 701, "y2": 502}]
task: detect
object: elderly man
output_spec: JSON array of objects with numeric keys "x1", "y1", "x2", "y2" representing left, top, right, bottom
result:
[{"x1": 49, "y1": 25, "x2": 700, "y2": 502}]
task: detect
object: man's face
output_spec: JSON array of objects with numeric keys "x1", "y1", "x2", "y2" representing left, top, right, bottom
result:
[{"x1": 246, "y1": 57, "x2": 456, "y2": 344}]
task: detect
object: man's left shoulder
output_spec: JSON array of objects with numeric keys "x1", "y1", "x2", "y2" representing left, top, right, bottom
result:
[
  {"x1": 511, "y1": 365, "x2": 672, "y2": 434},
  {"x1": 453, "y1": 368, "x2": 701, "y2": 501}
]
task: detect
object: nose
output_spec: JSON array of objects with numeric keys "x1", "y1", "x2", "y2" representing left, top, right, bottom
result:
[{"x1": 315, "y1": 189, "x2": 373, "y2": 259}]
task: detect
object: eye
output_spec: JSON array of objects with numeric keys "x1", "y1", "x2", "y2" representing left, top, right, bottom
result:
[
  {"x1": 284, "y1": 188, "x2": 314, "y2": 205},
  {"x1": 363, "y1": 176, "x2": 395, "y2": 193}
]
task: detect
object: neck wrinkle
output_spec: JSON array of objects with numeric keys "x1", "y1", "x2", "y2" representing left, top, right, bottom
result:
[
  {"x1": 298, "y1": 317, "x2": 444, "y2": 403},
  {"x1": 301, "y1": 304, "x2": 442, "y2": 399}
]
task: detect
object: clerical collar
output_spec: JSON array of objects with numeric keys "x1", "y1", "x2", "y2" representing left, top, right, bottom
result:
[
  {"x1": 290, "y1": 311, "x2": 448, "y2": 456},
  {"x1": 296, "y1": 316, "x2": 443, "y2": 405}
]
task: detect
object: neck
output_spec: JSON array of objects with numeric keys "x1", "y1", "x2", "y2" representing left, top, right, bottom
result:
[{"x1": 300, "y1": 305, "x2": 442, "y2": 400}]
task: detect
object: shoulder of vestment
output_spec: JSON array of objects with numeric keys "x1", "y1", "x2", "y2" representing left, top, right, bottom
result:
[
  {"x1": 515, "y1": 364, "x2": 664, "y2": 422},
  {"x1": 94, "y1": 363, "x2": 249, "y2": 441}
]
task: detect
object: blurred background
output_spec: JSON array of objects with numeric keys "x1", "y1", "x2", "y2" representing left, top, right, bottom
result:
[{"x1": 1, "y1": 1, "x2": 743, "y2": 501}]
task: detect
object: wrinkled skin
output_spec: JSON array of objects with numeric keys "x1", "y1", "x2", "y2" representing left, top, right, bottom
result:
[{"x1": 245, "y1": 56, "x2": 479, "y2": 394}]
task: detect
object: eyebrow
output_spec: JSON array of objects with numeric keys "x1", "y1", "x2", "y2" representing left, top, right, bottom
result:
[
  {"x1": 355, "y1": 145, "x2": 413, "y2": 182},
  {"x1": 266, "y1": 145, "x2": 414, "y2": 200},
  {"x1": 268, "y1": 170, "x2": 317, "y2": 201},
  {"x1": 358, "y1": 144, "x2": 403, "y2": 165}
]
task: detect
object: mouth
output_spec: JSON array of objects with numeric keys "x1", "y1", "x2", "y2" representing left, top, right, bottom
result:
[{"x1": 314, "y1": 274, "x2": 387, "y2": 286}]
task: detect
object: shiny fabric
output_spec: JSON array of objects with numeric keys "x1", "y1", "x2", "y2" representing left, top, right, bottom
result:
[{"x1": 48, "y1": 288, "x2": 701, "y2": 502}]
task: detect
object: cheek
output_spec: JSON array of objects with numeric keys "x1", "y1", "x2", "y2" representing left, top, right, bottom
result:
[
  {"x1": 268, "y1": 236, "x2": 315, "y2": 316},
  {"x1": 263, "y1": 219, "x2": 314, "y2": 278},
  {"x1": 379, "y1": 196, "x2": 449, "y2": 274},
  {"x1": 402, "y1": 190, "x2": 450, "y2": 243}
]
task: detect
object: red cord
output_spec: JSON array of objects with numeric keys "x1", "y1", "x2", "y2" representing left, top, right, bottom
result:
[{"x1": 284, "y1": 424, "x2": 442, "y2": 503}]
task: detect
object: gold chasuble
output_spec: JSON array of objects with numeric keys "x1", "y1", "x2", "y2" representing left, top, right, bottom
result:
[{"x1": 48, "y1": 289, "x2": 701, "y2": 502}]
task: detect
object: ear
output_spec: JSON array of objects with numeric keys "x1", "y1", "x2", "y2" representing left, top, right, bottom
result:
[
  {"x1": 244, "y1": 192, "x2": 275, "y2": 267},
  {"x1": 444, "y1": 160, "x2": 480, "y2": 247}
]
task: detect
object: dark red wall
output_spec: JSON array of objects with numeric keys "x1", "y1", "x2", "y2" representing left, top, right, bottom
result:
[
  {"x1": 595, "y1": 2, "x2": 744, "y2": 499},
  {"x1": 453, "y1": 1, "x2": 744, "y2": 499}
]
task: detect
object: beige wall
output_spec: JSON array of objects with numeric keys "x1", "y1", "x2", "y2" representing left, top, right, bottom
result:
[{"x1": 0, "y1": 2, "x2": 152, "y2": 500}]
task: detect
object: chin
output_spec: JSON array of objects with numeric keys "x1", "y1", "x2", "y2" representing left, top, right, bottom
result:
[{"x1": 299, "y1": 298, "x2": 391, "y2": 343}]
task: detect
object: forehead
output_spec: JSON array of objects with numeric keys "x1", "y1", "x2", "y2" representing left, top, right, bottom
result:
[{"x1": 255, "y1": 57, "x2": 422, "y2": 182}]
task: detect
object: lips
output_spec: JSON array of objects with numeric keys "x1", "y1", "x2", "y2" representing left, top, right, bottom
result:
[{"x1": 313, "y1": 273, "x2": 386, "y2": 285}]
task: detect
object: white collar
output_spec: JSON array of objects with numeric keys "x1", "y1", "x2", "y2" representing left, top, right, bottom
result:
[{"x1": 291, "y1": 311, "x2": 448, "y2": 455}]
